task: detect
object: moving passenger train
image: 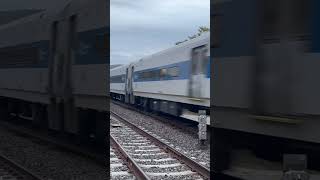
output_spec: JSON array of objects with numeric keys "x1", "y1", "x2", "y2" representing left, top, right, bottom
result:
[
  {"x1": 212, "y1": 0, "x2": 320, "y2": 172},
  {"x1": 110, "y1": 33, "x2": 210, "y2": 123},
  {"x1": 0, "y1": 0, "x2": 108, "y2": 144}
]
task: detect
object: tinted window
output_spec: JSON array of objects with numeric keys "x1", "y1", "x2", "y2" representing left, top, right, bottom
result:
[
  {"x1": 110, "y1": 74, "x2": 125, "y2": 83},
  {"x1": 0, "y1": 46, "x2": 39, "y2": 67},
  {"x1": 167, "y1": 67, "x2": 179, "y2": 77}
]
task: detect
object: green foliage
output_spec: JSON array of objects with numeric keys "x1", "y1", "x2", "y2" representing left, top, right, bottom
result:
[{"x1": 175, "y1": 26, "x2": 210, "y2": 45}]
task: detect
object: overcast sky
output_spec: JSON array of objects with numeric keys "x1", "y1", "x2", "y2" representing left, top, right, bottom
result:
[
  {"x1": 111, "y1": 0, "x2": 210, "y2": 65},
  {"x1": 0, "y1": 0, "x2": 210, "y2": 65}
]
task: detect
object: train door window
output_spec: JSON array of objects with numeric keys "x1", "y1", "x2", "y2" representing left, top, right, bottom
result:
[
  {"x1": 191, "y1": 50, "x2": 199, "y2": 75},
  {"x1": 69, "y1": 15, "x2": 78, "y2": 50},
  {"x1": 191, "y1": 45, "x2": 207, "y2": 75},
  {"x1": 121, "y1": 75, "x2": 125, "y2": 83},
  {"x1": 125, "y1": 68, "x2": 129, "y2": 84},
  {"x1": 201, "y1": 47, "x2": 208, "y2": 73},
  {"x1": 51, "y1": 21, "x2": 58, "y2": 54},
  {"x1": 131, "y1": 66, "x2": 134, "y2": 82}
]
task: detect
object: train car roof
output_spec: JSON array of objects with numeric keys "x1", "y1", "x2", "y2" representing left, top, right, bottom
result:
[
  {"x1": 111, "y1": 64, "x2": 128, "y2": 71},
  {"x1": 0, "y1": 0, "x2": 74, "y2": 31},
  {"x1": 112, "y1": 32, "x2": 209, "y2": 69},
  {"x1": 0, "y1": 10, "x2": 46, "y2": 31},
  {"x1": 132, "y1": 32, "x2": 209, "y2": 64}
]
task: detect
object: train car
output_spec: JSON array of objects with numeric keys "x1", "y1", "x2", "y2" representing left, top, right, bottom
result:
[
  {"x1": 0, "y1": 0, "x2": 108, "y2": 144},
  {"x1": 212, "y1": 0, "x2": 320, "y2": 173},
  {"x1": 110, "y1": 64, "x2": 127, "y2": 102},
  {"x1": 110, "y1": 33, "x2": 210, "y2": 124}
]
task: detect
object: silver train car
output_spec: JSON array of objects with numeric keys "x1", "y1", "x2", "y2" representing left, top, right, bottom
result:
[
  {"x1": 212, "y1": 0, "x2": 320, "y2": 171},
  {"x1": 111, "y1": 33, "x2": 210, "y2": 124},
  {"x1": 0, "y1": 0, "x2": 108, "y2": 143}
]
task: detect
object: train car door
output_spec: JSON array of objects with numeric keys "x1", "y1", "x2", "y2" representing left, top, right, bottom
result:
[
  {"x1": 48, "y1": 20, "x2": 66, "y2": 131},
  {"x1": 125, "y1": 67, "x2": 129, "y2": 103},
  {"x1": 189, "y1": 45, "x2": 208, "y2": 99},
  {"x1": 129, "y1": 65, "x2": 135, "y2": 104},
  {"x1": 125, "y1": 65, "x2": 135, "y2": 104},
  {"x1": 48, "y1": 14, "x2": 78, "y2": 133},
  {"x1": 254, "y1": 0, "x2": 309, "y2": 116}
]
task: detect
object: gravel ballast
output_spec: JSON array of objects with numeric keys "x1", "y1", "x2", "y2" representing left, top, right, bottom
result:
[
  {"x1": 111, "y1": 102, "x2": 210, "y2": 169},
  {"x1": 0, "y1": 124, "x2": 106, "y2": 180},
  {"x1": 111, "y1": 117, "x2": 204, "y2": 180}
]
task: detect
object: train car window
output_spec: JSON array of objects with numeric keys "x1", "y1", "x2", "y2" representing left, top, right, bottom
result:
[
  {"x1": 96, "y1": 33, "x2": 109, "y2": 57},
  {"x1": 153, "y1": 69, "x2": 160, "y2": 79},
  {"x1": 160, "y1": 68, "x2": 167, "y2": 78},
  {"x1": 167, "y1": 67, "x2": 179, "y2": 77},
  {"x1": 0, "y1": 46, "x2": 39, "y2": 67},
  {"x1": 146, "y1": 71, "x2": 150, "y2": 79},
  {"x1": 111, "y1": 75, "x2": 125, "y2": 83},
  {"x1": 139, "y1": 69, "x2": 162, "y2": 80}
]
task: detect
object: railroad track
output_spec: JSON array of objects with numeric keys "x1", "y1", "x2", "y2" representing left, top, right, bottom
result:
[
  {"x1": 0, "y1": 120, "x2": 105, "y2": 167},
  {"x1": 110, "y1": 111, "x2": 210, "y2": 180},
  {"x1": 111, "y1": 100, "x2": 201, "y2": 137},
  {"x1": 110, "y1": 146, "x2": 135, "y2": 179},
  {"x1": 0, "y1": 153, "x2": 43, "y2": 180}
]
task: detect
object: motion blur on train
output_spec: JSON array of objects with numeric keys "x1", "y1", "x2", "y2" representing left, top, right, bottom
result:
[
  {"x1": 213, "y1": 0, "x2": 320, "y2": 172},
  {"x1": 0, "y1": 0, "x2": 108, "y2": 144},
  {"x1": 110, "y1": 33, "x2": 210, "y2": 124}
]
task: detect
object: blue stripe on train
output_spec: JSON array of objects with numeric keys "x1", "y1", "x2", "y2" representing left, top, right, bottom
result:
[
  {"x1": 131, "y1": 56, "x2": 211, "y2": 82},
  {"x1": 0, "y1": 27, "x2": 108, "y2": 69}
]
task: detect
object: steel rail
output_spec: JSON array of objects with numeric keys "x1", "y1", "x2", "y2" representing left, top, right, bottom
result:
[
  {"x1": 0, "y1": 120, "x2": 105, "y2": 166},
  {"x1": 0, "y1": 153, "x2": 44, "y2": 180},
  {"x1": 111, "y1": 110, "x2": 210, "y2": 179},
  {"x1": 110, "y1": 134, "x2": 151, "y2": 180}
]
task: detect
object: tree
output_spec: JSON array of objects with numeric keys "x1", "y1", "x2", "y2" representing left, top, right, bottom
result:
[
  {"x1": 197, "y1": 26, "x2": 210, "y2": 36},
  {"x1": 175, "y1": 26, "x2": 210, "y2": 45}
]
